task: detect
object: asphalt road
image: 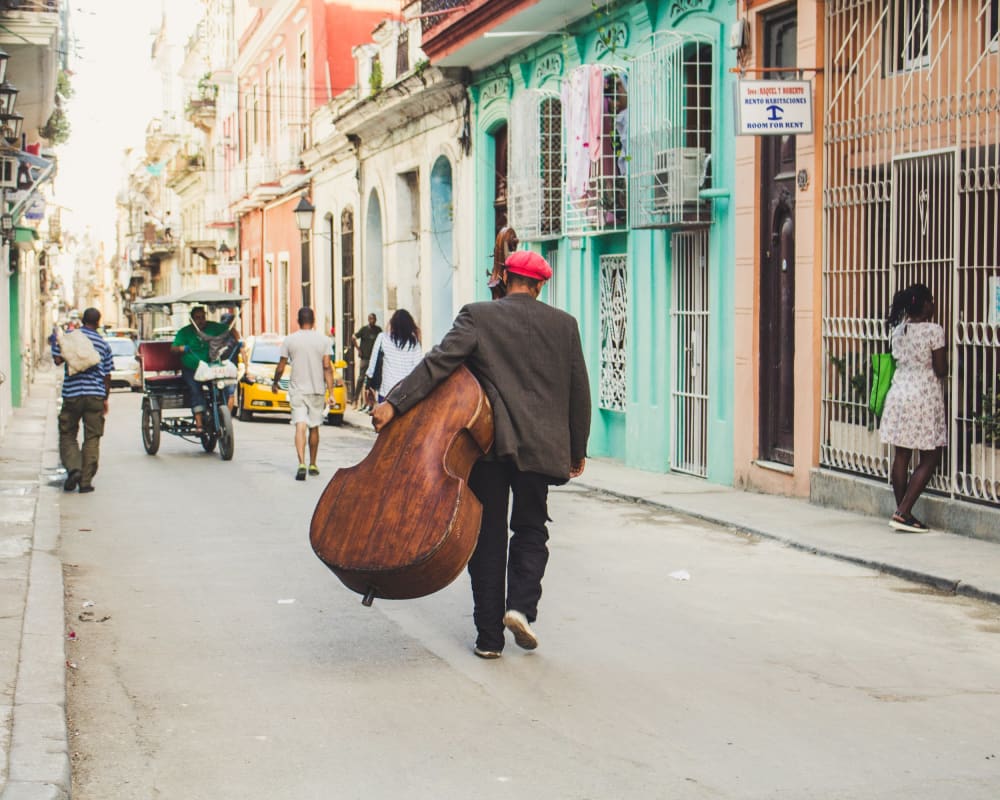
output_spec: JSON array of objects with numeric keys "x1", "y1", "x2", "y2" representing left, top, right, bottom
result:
[{"x1": 61, "y1": 391, "x2": 1000, "y2": 800}]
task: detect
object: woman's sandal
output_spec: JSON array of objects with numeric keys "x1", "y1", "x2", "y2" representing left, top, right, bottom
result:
[{"x1": 889, "y1": 512, "x2": 929, "y2": 533}]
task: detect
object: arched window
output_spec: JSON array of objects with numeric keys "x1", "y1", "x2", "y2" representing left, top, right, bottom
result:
[{"x1": 510, "y1": 91, "x2": 563, "y2": 240}]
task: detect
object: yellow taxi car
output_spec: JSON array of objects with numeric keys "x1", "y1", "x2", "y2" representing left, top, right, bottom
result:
[{"x1": 236, "y1": 333, "x2": 347, "y2": 425}]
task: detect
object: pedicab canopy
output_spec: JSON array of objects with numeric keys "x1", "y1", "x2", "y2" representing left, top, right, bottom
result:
[{"x1": 131, "y1": 290, "x2": 248, "y2": 314}]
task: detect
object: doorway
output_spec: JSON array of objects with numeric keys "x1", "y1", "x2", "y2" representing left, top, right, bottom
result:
[
  {"x1": 758, "y1": 7, "x2": 798, "y2": 466},
  {"x1": 671, "y1": 229, "x2": 710, "y2": 477},
  {"x1": 340, "y1": 208, "x2": 356, "y2": 398}
]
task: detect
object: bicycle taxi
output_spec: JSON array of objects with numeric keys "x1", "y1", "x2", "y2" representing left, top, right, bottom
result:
[{"x1": 132, "y1": 290, "x2": 246, "y2": 461}]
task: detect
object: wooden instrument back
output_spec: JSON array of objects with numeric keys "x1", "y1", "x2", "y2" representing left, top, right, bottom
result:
[{"x1": 310, "y1": 366, "x2": 494, "y2": 604}]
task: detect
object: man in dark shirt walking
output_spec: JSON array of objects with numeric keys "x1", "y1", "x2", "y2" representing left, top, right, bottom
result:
[
  {"x1": 51, "y1": 307, "x2": 114, "y2": 493},
  {"x1": 352, "y1": 313, "x2": 382, "y2": 411}
]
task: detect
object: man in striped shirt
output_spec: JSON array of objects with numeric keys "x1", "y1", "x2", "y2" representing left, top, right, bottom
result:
[{"x1": 51, "y1": 307, "x2": 114, "y2": 493}]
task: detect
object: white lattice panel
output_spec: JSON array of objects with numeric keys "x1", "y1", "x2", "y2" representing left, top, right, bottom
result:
[{"x1": 599, "y1": 253, "x2": 628, "y2": 412}]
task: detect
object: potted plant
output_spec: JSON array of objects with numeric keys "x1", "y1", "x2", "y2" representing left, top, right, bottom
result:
[
  {"x1": 827, "y1": 351, "x2": 885, "y2": 465},
  {"x1": 972, "y1": 384, "x2": 999, "y2": 493}
]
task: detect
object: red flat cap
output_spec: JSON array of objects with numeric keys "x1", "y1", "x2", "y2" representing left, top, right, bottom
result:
[{"x1": 504, "y1": 250, "x2": 552, "y2": 281}]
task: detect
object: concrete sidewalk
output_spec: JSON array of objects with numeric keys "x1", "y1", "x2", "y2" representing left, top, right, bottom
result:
[
  {"x1": 342, "y1": 405, "x2": 1000, "y2": 604},
  {"x1": 0, "y1": 365, "x2": 69, "y2": 800}
]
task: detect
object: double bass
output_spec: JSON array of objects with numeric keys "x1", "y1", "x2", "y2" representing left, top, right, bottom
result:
[{"x1": 310, "y1": 366, "x2": 493, "y2": 605}]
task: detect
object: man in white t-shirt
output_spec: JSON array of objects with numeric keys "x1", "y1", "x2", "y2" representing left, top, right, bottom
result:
[{"x1": 272, "y1": 307, "x2": 335, "y2": 481}]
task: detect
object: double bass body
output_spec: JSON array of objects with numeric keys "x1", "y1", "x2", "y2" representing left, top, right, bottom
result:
[{"x1": 309, "y1": 366, "x2": 494, "y2": 604}]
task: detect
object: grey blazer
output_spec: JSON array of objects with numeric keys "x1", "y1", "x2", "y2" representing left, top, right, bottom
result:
[{"x1": 387, "y1": 293, "x2": 592, "y2": 481}]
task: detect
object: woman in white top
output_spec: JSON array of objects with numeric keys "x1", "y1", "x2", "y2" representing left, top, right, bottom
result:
[
  {"x1": 878, "y1": 283, "x2": 947, "y2": 533},
  {"x1": 366, "y1": 308, "x2": 423, "y2": 402}
]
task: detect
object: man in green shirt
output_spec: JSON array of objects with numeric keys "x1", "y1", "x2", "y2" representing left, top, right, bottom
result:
[{"x1": 172, "y1": 306, "x2": 228, "y2": 432}]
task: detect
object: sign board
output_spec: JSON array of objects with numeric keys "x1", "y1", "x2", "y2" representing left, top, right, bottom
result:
[
  {"x1": 218, "y1": 260, "x2": 240, "y2": 279},
  {"x1": 735, "y1": 80, "x2": 813, "y2": 136},
  {"x1": 990, "y1": 277, "x2": 1000, "y2": 325}
]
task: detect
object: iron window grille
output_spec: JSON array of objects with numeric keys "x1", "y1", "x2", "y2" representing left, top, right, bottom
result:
[
  {"x1": 823, "y1": 0, "x2": 1000, "y2": 506},
  {"x1": 630, "y1": 31, "x2": 715, "y2": 229},
  {"x1": 884, "y1": 0, "x2": 931, "y2": 74},
  {"x1": 563, "y1": 64, "x2": 629, "y2": 236}
]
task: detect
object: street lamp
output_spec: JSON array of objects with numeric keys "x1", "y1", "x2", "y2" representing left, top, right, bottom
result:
[
  {"x1": 293, "y1": 194, "x2": 315, "y2": 309},
  {"x1": 0, "y1": 112, "x2": 22, "y2": 144},
  {"x1": 0, "y1": 49, "x2": 9, "y2": 86},
  {"x1": 0, "y1": 81, "x2": 18, "y2": 117}
]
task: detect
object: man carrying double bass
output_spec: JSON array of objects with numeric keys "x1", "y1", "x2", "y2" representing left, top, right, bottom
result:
[{"x1": 373, "y1": 250, "x2": 591, "y2": 659}]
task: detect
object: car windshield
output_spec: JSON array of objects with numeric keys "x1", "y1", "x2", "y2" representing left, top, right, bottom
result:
[
  {"x1": 251, "y1": 342, "x2": 282, "y2": 364},
  {"x1": 107, "y1": 339, "x2": 136, "y2": 357}
]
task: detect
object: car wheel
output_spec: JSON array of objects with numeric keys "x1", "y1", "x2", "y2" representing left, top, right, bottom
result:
[{"x1": 238, "y1": 389, "x2": 254, "y2": 421}]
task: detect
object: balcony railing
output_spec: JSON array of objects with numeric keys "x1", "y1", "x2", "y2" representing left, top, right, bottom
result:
[
  {"x1": 0, "y1": 0, "x2": 60, "y2": 11},
  {"x1": 418, "y1": 0, "x2": 466, "y2": 33}
]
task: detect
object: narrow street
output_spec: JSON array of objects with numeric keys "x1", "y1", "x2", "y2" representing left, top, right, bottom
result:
[{"x1": 61, "y1": 392, "x2": 1000, "y2": 800}]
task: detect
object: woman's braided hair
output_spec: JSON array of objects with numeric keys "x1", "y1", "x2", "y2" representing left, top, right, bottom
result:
[{"x1": 887, "y1": 283, "x2": 933, "y2": 327}]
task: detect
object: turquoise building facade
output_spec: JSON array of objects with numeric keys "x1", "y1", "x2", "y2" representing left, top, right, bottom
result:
[{"x1": 468, "y1": 0, "x2": 737, "y2": 484}]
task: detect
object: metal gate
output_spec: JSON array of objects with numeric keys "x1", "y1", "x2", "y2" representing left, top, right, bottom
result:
[
  {"x1": 671, "y1": 229, "x2": 710, "y2": 477},
  {"x1": 822, "y1": 0, "x2": 1000, "y2": 505}
]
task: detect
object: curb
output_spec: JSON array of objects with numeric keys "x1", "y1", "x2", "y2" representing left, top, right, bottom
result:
[
  {"x1": 1, "y1": 377, "x2": 70, "y2": 800},
  {"x1": 575, "y1": 482, "x2": 1000, "y2": 608}
]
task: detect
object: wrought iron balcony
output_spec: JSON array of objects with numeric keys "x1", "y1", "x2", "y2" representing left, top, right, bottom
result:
[
  {"x1": 418, "y1": 0, "x2": 467, "y2": 34},
  {"x1": 0, "y1": 0, "x2": 60, "y2": 11}
]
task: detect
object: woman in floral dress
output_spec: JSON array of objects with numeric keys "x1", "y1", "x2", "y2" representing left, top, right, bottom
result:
[{"x1": 879, "y1": 283, "x2": 948, "y2": 532}]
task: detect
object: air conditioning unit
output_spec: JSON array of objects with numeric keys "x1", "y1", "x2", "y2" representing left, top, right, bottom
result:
[{"x1": 652, "y1": 148, "x2": 704, "y2": 212}]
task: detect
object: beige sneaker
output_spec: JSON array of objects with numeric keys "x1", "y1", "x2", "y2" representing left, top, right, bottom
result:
[{"x1": 503, "y1": 610, "x2": 538, "y2": 650}]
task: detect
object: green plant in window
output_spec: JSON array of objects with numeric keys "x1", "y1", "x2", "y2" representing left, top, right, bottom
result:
[
  {"x1": 369, "y1": 58, "x2": 383, "y2": 97},
  {"x1": 976, "y1": 385, "x2": 1000, "y2": 446},
  {"x1": 56, "y1": 70, "x2": 73, "y2": 101},
  {"x1": 40, "y1": 106, "x2": 70, "y2": 145}
]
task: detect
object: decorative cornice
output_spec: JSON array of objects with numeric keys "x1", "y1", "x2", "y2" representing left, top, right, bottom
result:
[
  {"x1": 666, "y1": 0, "x2": 715, "y2": 25},
  {"x1": 533, "y1": 53, "x2": 563, "y2": 87},
  {"x1": 595, "y1": 21, "x2": 629, "y2": 58},
  {"x1": 479, "y1": 76, "x2": 511, "y2": 108}
]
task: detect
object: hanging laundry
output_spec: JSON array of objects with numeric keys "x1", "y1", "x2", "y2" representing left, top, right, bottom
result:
[
  {"x1": 588, "y1": 64, "x2": 604, "y2": 162},
  {"x1": 562, "y1": 65, "x2": 592, "y2": 201}
]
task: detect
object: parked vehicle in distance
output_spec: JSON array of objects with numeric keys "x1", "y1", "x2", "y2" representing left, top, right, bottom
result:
[
  {"x1": 106, "y1": 336, "x2": 141, "y2": 391},
  {"x1": 236, "y1": 334, "x2": 288, "y2": 421},
  {"x1": 103, "y1": 327, "x2": 138, "y2": 340}
]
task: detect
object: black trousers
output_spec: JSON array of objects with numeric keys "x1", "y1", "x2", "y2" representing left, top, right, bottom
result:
[
  {"x1": 467, "y1": 460, "x2": 551, "y2": 652},
  {"x1": 353, "y1": 358, "x2": 370, "y2": 402}
]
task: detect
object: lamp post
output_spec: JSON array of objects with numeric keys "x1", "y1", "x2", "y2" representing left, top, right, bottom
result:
[{"x1": 293, "y1": 194, "x2": 315, "y2": 309}]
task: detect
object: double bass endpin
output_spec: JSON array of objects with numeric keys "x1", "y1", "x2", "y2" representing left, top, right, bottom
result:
[{"x1": 362, "y1": 587, "x2": 376, "y2": 607}]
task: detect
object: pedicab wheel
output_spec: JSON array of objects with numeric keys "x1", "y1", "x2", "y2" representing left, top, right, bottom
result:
[
  {"x1": 217, "y1": 406, "x2": 235, "y2": 461},
  {"x1": 327, "y1": 412, "x2": 344, "y2": 427},
  {"x1": 141, "y1": 400, "x2": 161, "y2": 455}
]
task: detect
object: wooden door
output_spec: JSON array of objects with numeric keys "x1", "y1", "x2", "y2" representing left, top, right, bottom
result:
[{"x1": 759, "y1": 8, "x2": 798, "y2": 466}]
